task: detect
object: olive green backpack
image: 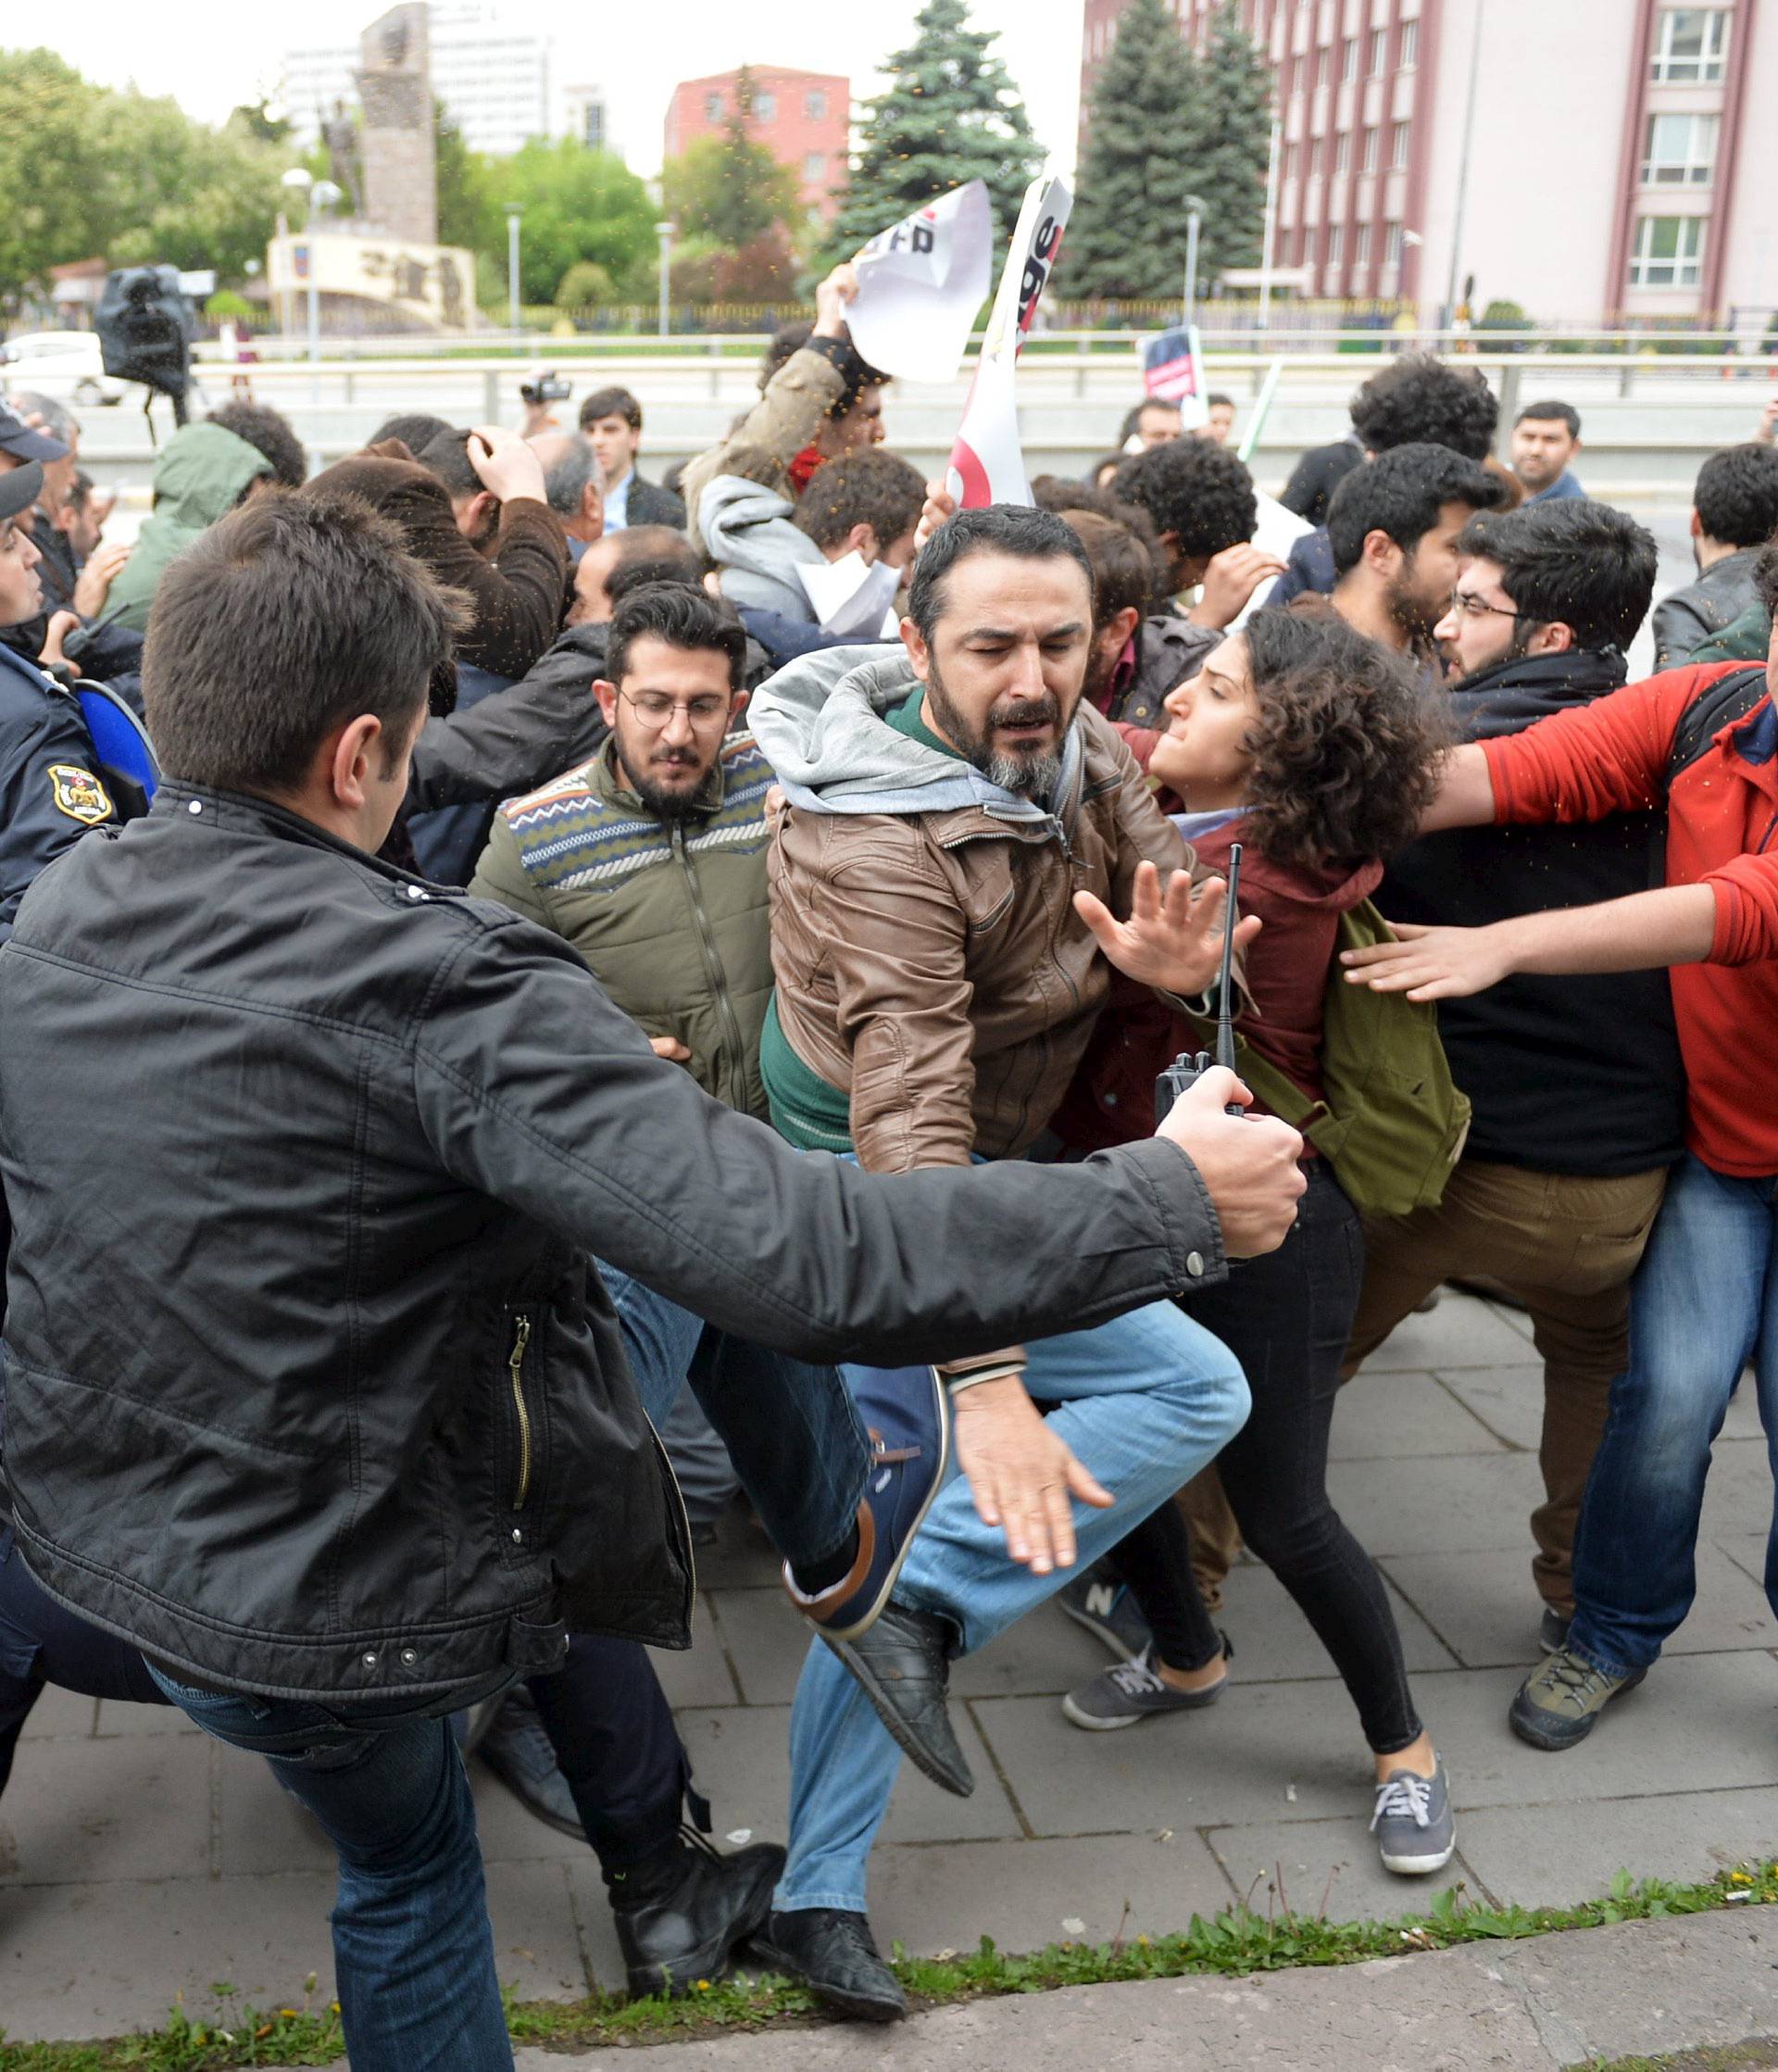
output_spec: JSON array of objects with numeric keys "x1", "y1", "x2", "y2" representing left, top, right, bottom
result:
[{"x1": 1178, "y1": 898, "x2": 1471, "y2": 1218}]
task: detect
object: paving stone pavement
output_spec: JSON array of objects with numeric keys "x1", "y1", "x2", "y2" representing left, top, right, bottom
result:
[{"x1": 4, "y1": 1293, "x2": 1776, "y2": 2046}]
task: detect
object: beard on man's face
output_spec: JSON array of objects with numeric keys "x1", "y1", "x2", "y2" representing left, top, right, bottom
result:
[
  {"x1": 613, "y1": 728, "x2": 712, "y2": 820},
  {"x1": 924, "y1": 657, "x2": 1068, "y2": 801}
]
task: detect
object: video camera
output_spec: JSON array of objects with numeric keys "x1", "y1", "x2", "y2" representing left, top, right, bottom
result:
[
  {"x1": 1154, "y1": 842, "x2": 1248, "y2": 1124},
  {"x1": 94, "y1": 266, "x2": 194, "y2": 425},
  {"x1": 520, "y1": 369, "x2": 572, "y2": 406}
]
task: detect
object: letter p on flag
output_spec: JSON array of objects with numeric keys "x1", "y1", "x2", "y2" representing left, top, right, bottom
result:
[{"x1": 945, "y1": 172, "x2": 1072, "y2": 510}]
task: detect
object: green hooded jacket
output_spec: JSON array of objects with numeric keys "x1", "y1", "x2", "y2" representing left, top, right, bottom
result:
[{"x1": 106, "y1": 423, "x2": 274, "y2": 634}]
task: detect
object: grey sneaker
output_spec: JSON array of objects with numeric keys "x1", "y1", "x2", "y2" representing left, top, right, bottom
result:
[
  {"x1": 1539, "y1": 1606, "x2": 1572, "y2": 1654},
  {"x1": 1056, "y1": 1563, "x2": 1154, "y2": 1663},
  {"x1": 1061, "y1": 1641, "x2": 1229, "y2": 1730},
  {"x1": 1371, "y1": 1761, "x2": 1456, "y2": 1876},
  {"x1": 1509, "y1": 1646, "x2": 1645, "y2": 1750}
]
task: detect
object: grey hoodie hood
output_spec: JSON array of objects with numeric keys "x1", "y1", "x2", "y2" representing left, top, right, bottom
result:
[
  {"x1": 746, "y1": 644, "x2": 1083, "y2": 823},
  {"x1": 699, "y1": 472, "x2": 823, "y2": 622}
]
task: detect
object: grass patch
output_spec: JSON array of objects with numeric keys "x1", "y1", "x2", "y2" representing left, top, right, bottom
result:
[
  {"x1": 1577, "y1": 2044, "x2": 1778, "y2": 2072},
  {"x1": 4, "y1": 1862, "x2": 1774, "y2": 2066}
]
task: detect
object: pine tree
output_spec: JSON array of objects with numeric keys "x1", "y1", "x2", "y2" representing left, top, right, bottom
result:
[
  {"x1": 1194, "y1": 0, "x2": 1274, "y2": 279},
  {"x1": 827, "y1": 0, "x2": 1044, "y2": 261},
  {"x1": 1064, "y1": 0, "x2": 1212, "y2": 299}
]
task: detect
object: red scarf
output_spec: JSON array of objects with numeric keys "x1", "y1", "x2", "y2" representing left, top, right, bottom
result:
[{"x1": 787, "y1": 445, "x2": 824, "y2": 494}]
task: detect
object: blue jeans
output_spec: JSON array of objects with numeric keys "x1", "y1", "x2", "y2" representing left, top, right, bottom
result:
[
  {"x1": 603, "y1": 1264, "x2": 868, "y2": 1570},
  {"x1": 773, "y1": 1295, "x2": 1248, "y2": 1914},
  {"x1": 1569, "y1": 1154, "x2": 1778, "y2": 1676},
  {"x1": 150, "y1": 1666, "x2": 515, "y2": 2072}
]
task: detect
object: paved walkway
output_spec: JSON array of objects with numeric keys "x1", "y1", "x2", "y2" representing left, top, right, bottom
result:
[{"x1": 4, "y1": 1293, "x2": 1776, "y2": 2044}]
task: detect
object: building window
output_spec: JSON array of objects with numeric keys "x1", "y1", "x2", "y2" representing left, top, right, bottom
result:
[
  {"x1": 1342, "y1": 34, "x2": 1358, "y2": 81},
  {"x1": 1360, "y1": 125, "x2": 1378, "y2": 171},
  {"x1": 1285, "y1": 139, "x2": 1301, "y2": 181},
  {"x1": 753, "y1": 90, "x2": 777, "y2": 121},
  {"x1": 704, "y1": 92, "x2": 723, "y2": 121},
  {"x1": 1399, "y1": 19, "x2": 1419, "y2": 67},
  {"x1": 1327, "y1": 222, "x2": 1345, "y2": 261},
  {"x1": 1334, "y1": 129, "x2": 1351, "y2": 172},
  {"x1": 1355, "y1": 220, "x2": 1372, "y2": 263},
  {"x1": 1384, "y1": 221, "x2": 1403, "y2": 263},
  {"x1": 1629, "y1": 214, "x2": 1706, "y2": 287},
  {"x1": 1368, "y1": 26, "x2": 1386, "y2": 73},
  {"x1": 1643, "y1": 110, "x2": 1719, "y2": 184},
  {"x1": 1315, "y1": 45, "x2": 1330, "y2": 87},
  {"x1": 1650, "y1": 8, "x2": 1729, "y2": 82},
  {"x1": 805, "y1": 89, "x2": 827, "y2": 119},
  {"x1": 804, "y1": 152, "x2": 827, "y2": 182},
  {"x1": 1392, "y1": 119, "x2": 1411, "y2": 169}
]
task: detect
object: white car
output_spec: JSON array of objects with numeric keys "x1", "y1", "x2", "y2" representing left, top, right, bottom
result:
[{"x1": 0, "y1": 331, "x2": 128, "y2": 408}]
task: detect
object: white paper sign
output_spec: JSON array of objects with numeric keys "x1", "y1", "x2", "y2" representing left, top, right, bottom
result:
[
  {"x1": 797, "y1": 551, "x2": 903, "y2": 640},
  {"x1": 848, "y1": 182, "x2": 995, "y2": 385},
  {"x1": 945, "y1": 171, "x2": 1073, "y2": 509}
]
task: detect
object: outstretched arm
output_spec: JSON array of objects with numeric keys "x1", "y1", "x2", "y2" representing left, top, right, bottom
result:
[
  {"x1": 1418, "y1": 741, "x2": 1497, "y2": 834},
  {"x1": 1341, "y1": 884, "x2": 1718, "y2": 1002}
]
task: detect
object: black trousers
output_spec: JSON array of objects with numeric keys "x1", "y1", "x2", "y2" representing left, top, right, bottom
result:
[
  {"x1": 1108, "y1": 1163, "x2": 1423, "y2": 1755},
  {"x1": 0, "y1": 1527, "x2": 688, "y2": 1870}
]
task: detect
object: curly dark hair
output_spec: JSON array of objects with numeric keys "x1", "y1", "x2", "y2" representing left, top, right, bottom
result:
[
  {"x1": 1455, "y1": 496, "x2": 1657, "y2": 652},
  {"x1": 1348, "y1": 353, "x2": 1499, "y2": 461},
  {"x1": 793, "y1": 449, "x2": 926, "y2": 552},
  {"x1": 760, "y1": 321, "x2": 888, "y2": 419},
  {"x1": 1033, "y1": 475, "x2": 1169, "y2": 606},
  {"x1": 1692, "y1": 442, "x2": 1778, "y2": 548},
  {"x1": 1233, "y1": 608, "x2": 1451, "y2": 871},
  {"x1": 206, "y1": 400, "x2": 308, "y2": 488},
  {"x1": 1753, "y1": 535, "x2": 1778, "y2": 618},
  {"x1": 1111, "y1": 439, "x2": 1257, "y2": 558}
]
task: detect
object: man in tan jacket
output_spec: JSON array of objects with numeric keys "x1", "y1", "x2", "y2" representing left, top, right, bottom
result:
[
  {"x1": 742, "y1": 504, "x2": 1303, "y2": 2019},
  {"x1": 681, "y1": 263, "x2": 889, "y2": 556}
]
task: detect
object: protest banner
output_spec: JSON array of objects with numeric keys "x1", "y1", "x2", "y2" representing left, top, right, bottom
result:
[
  {"x1": 847, "y1": 181, "x2": 995, "y2": 385},
  {"x1": 1138, "y1": 325, "x2": 1209, "y2": 431},
  {"x1": 945, "y1": 171, "x2": 1072, "y2": 509}
]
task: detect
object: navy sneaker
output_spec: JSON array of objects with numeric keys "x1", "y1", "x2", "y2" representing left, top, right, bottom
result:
[
  {"x1": 1057, "y1": 1561, "x2": 1155, "y2": 1663},
  {"x1": 783, "y1": 1364, "x2": 950, "y2": 1644}
]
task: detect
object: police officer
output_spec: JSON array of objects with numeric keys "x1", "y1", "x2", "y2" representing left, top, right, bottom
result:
[{"x1": 0, "y1": 456, "x2": 119, "y2": 940}]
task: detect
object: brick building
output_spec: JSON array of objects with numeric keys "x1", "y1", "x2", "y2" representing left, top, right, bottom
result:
[
  {"x1": 664, "y1": 67, "x2": 850, "y2": 224},
  {"x1": 1078, "y1": 0, "x2": 1778, "y2": 326}
]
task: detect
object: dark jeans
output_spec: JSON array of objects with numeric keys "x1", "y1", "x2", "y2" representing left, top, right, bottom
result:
[
  {"x1": 1110, "y1": 1162, "x2": 1423, "y2": 1755},
  {"x1": 151, "y1": 1664, "x2": 515, "y2": 2072},
  {"x1": 1570, "y1": 1155, "x2": 1778, "y2": 1676}
]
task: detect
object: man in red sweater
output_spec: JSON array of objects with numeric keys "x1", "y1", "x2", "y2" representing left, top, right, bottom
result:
[{"x1": 1345, "y1": 544, "x2": 1778, "y2": 1752}]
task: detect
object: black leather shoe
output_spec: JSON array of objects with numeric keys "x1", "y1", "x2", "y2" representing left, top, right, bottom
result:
[
  {"x1": 614, "y1": 1832, "x2": 785, "y2": 1999},
  {"x1": 826, "y1": 1600, "x2": 972, "y2": 1798},
  {"x1": 747, "y1": 1906, "x2": 907, "y2": 2022},
  {"x1": 472, "y1": 1687, "x2": 583, "y2": 1840}
]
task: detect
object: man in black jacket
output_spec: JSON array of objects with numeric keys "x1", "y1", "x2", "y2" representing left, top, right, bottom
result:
[
  {"x1": 1345, "y1": 497, "x2": 1682, "y2": 1650},
  {"x1": 0, "y1": 492, "x2": 1299, "y2": 2068}
]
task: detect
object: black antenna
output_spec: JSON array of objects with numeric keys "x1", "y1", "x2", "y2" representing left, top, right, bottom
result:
[{"x1": 1213, "y1": 842, "x2": 1242, "y2": 1076}]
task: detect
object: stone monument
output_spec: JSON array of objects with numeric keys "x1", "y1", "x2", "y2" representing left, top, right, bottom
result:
[{"x1": 355, "y1": 3, "x2": 437, "y2": 246}]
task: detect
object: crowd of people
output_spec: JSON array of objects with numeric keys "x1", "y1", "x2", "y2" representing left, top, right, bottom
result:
[{"x1": 0, "y1": 259, "x2": 1773, "y2": 2067}]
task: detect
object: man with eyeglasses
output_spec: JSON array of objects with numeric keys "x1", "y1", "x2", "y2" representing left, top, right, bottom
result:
[{"x1": 1340, "y1": 496, "x2": 1681, "y2": 1656}]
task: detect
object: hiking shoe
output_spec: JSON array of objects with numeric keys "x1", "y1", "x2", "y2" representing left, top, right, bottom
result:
[
  {"x1": 1056, "y1": 1561, "x2": 1154, "y2": 1663},
  {"x1": 1509, "y1": 1647, "x2": 1646, "y2": 1750},
  {"x1": 1061, "y1": 1639, "x2": 1231, "y2": 1730},
  {"x1": 783, "y1": 1365, "x2": 949, "y2": 1644},
  {"x1": 1539, "y1": 1606, "x2": 1572, "y2": 1655},
  {"x1": 1371, "y1": 1761, "x2": 1456, "y2": 1876}
]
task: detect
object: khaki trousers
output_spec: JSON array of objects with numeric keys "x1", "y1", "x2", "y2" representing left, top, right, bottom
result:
[{"x1": 1177, "y1": 1159, "x2": 1669, "y2": 1616}]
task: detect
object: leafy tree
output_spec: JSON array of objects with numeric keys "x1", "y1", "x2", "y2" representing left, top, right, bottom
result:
[
  {"x1": 494, "y1": 139, "x2": 658, "y2": 305},
  {"x1": 555, "y1": 259, "x2": 616, "y2": 308},
  {"x1": 827, "y1": 0, "x2": 1043, "y2": 259},
  {"x1": 711, "y1": 229, "x2": 800, "y2": 303},
  {"x1": 97, "y1": 96, "x2": 285, "y2": 284},
  {"x1": 1064, "y1": 0, "x2": 1210, "y2": 298},
  {"x1": 0, "y1": 49, "x2": 112, "y2": 310},
  {"x1": 1192, "y1": 0, "x2": 1272, "y2": 280},
  {"x1": 662, "y1": 103, "x2": 799, "y2": 252},
  {"x1": 231, "y1": 94, "x2": 292, "y2": 147},
  {"x1": 433, "y1": 99, "x2": 494, "y2": 254}
]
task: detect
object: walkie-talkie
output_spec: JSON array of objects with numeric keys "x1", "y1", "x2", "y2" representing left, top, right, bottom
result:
[{"x1": 1154, "y1": 842, "x2": 1246, "y2": 1124}]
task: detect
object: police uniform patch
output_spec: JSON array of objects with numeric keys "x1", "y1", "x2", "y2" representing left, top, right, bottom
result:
[{"x1": 48, "y1": 763, "x2": 113, "y2": 825}]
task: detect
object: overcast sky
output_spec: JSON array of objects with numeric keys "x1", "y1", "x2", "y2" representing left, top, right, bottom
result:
[{"x1": 40, "y1": 0, "x2": 1084, "y2": 181}]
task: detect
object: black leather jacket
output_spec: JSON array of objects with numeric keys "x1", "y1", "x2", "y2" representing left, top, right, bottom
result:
[{"x1": 0, "y1": 783, "x2": 1224, "y2": 1701}]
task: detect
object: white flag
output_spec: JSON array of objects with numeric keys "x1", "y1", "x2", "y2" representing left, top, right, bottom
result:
[
  {"x1": 848, "y1": 182, "x2": 995, "y2": 385},
  {"x1": 945, "y1": 173, "x2": 1072, "y2": 509}
]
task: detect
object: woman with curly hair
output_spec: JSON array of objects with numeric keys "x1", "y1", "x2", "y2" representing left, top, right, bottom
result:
[{"x1": 1051, "y1": 608, "x2": 1458, "y2": 1877}]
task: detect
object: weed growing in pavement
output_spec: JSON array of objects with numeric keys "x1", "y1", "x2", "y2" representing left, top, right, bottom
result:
[{"x1": 2, "y1": 1862, "x2": 1774, "y2": 2066}]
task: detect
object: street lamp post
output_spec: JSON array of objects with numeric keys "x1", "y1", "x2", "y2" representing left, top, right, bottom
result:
[
  {"x1": 656, "y1": 220, "x2": 674, "y2": 340},
  {"x1": 1183, "y1": 193, "x2": 1206, "y2": 333},
  {"x1": 507, "y1": 207, "x2": 523, "y2": 344},
  {"x1": 282, "y1": 168, "x2": 342, "y2": 398}
]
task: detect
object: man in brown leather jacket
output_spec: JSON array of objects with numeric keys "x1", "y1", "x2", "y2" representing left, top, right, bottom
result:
[{"x1": 743, "y1": 504, "x2": 1296, "y2": 2018}]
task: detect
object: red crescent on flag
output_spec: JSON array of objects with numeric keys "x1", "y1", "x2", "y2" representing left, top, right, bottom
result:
[{"x1": 950, "y1": 438, "x2": 994, "y2": 509}]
